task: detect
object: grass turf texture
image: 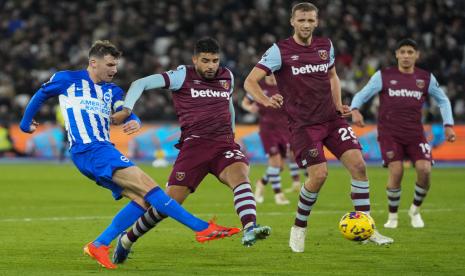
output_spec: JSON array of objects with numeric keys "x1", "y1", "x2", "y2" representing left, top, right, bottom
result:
[{"x1": 0, "y1": 163, "x2": 464, "y2": 275}]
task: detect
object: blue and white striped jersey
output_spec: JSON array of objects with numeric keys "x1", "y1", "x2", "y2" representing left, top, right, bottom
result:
[{"x1": 20, "y1": 70, "x2": 138, "y2": 152}]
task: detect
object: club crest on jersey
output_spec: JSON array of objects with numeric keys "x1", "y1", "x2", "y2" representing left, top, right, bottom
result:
[
  {"x1": 176, "y1": 171, "x2": 185, "y2": 181},
  {"x1": 219, "y1": 80, "x2": 230, "y2": 90},
  {"x1": 104, "y1": 89, "x2": 112, "y2": 104},
  {"x1": 318, "y1": 50, "x2": 328, "y2": 60},
  {"x1": 308, "y1": 148, "x2": 319, "y2": 158},
  {"x1": 416, "y1": 79, "x2": 425, "y2": 89}
]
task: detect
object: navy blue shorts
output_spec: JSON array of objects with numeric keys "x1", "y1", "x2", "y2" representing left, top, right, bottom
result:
[{"x1": 71, "y1": 143, "x2": 134, "y2": 200}]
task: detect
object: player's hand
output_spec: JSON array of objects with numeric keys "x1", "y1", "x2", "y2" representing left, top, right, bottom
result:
[
  {"x1": 445, "y1": 126, "x2": 456, "y2": 142},
  {"x1": 351, "y1": 109, "x2": 365, "y2": 127},
  {"x1": 123, "y1": 120, "x2": 141, "y2": 135},
  {"x1": 111, "y1": 108, "x2": 131, "y2": 125},
  {"x1": 26, "y1": 120, "x2": 39, "y2": 134},
  {"x1": 263, "y1": 94, "x2": 283, "y2": 109},
  {"x1": 337, "y1": 105, "x2": 352, "y2": 118}
]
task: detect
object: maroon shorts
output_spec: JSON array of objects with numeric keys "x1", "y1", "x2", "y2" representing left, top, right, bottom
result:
[
  {"x1": 291, "y1": 117, "x2": 362, "y2": 168},
  {"x1": 168, "y1": 138, "x2": 249, "y2": 192},
  {"x1": 378, "y1": 134, "x2": 432, "y2": 166},
  {"x1": 259, "y1": 126, "x2": 291, "y2": 157}
]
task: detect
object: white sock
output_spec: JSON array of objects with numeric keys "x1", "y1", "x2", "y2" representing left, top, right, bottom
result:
[{"x1": 388, "y1": 212, "x2": 398, "y2": 220}]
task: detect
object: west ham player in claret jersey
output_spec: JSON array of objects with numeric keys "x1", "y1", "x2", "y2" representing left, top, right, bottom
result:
[
  {"x1": 241, "y1": 74, "x2": 303, "y2": 205},
  {"x1": 351, "y1": 38, "x2": 456, "y2": 229},
  {"x1": 110, "y1": 37, "x2": 271, "y2": 264},
  {"x1": 244, "y1": 2, "x2": 393, "y2": 252},
  {"x1": 19, "y1": 40, "x2": 240, "y2": 269}
]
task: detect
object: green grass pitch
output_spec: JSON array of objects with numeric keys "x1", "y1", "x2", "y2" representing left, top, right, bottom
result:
[{"x1": 0, "y1": 163, "x2": 464, "y2": 275}]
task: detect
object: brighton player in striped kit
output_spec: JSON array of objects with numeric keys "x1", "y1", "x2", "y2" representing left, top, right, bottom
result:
[
  {"x1": 110, "y1": 37, "x2": 271, "y2": 264},
  {"x1": 244, "y1": 3, "x2": 393, "y2": 252},
  {"x1": 351, "y1": 38, "x2": 456, "y2": 229},
  {"x1": 19, "y1": 40, "x2": 240, "y2": 269}
]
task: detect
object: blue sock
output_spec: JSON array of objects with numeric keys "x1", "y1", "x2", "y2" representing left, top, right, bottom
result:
[
  {"x1": 94, "y1": 201, "x2": 145, "y2": 246},
  {"x1": 144, "y1": 187, "x2": 209, "y2": 231}
]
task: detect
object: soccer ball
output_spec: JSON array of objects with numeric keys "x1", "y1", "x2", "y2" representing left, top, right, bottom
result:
[{"x1": 338, "y1": 211, "x2": 375, "y2": 241}]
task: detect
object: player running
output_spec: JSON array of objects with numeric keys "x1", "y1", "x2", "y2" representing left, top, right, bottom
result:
[
  {"x1": 19, "y1": 40, "x2": 240, "y2": 269},
  {"x1": 110, "y1": 37, "x2": 271, "y2": 264},
  {"x1": 241, "y1": 74, "x2": 302, "y2": 205},
  {"x1": 351, "y1": 38, "x2": 456, "y2": 229},
  {"x1": 244, "y1": 2, "x2": 393, "y2": 253}
]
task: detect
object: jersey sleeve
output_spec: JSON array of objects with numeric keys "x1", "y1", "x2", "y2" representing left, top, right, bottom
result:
[
  {"x1": 255, "y1": 44, "x2": 282, "y2": 74},
  {"x1": 161, "y1": 65, "x2": 187, "y2": 91},
  {"x1": 428, "y1": 74, "x2": 454, "y2": 126},
  {"x1": 329, "y1": 39, "x2": 335, "y2": 68},
  {"x1": 123, "y1": 73, "x2": 167, "y2": 110},
  {"x1": 350, "y1": 70, "x2": 383, "y2": 110},
  {"x1": 19, "y1": 72, "x2": 68, "y2": 132}
]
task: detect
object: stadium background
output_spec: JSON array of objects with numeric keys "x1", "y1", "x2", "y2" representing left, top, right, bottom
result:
[{"x1": 1, "y1": 0, "x2": 464, "y2": 162}]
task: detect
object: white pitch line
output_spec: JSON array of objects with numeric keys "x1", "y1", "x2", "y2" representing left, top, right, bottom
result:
[{"x1": 0, "y1": 208, "x2": 460, "y2": 223}]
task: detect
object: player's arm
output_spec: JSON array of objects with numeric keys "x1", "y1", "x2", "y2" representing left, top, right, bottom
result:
[
  {"x1": 112, "y1": 66, "x2": 186, "y2": 125},
  {"x1": 327, "y1": 40, "x2": 349, "y2": 117},
  {"x1": 112, "y1": 97, "x2": 141, "y2": 135},
  {"x1": 428, "y1": 74, "x2": 456, "y2": 142},
  {"x1": 241, "y1": 95, "x2": 258, "y2": 113},
  {"x1": 19, "y1": 73, "x2": 66, "y2": 133},
  {"x1": 244, "y1": 44, "x2": 283, "y2": 109},
  {"x1": 111, "y1": 74, "x2": 166, "y2": 124},
  {"x1": 328, "y1": 67, "x2": 350, "y2": 117},
  {"x1": 350, "y1": 71, "x2": 383, "y2": 127}
]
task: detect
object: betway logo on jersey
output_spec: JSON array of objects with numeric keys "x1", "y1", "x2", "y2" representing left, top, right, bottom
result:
[
  {"x1": 388, "y1": 88, "x2": 423, "y2": 100},
  {"x1": 191, "y1": 88, "x2": 230, "y2": 100},
  {"x1": 291, "y1": 63, "x2": 329, "y2": 75}
]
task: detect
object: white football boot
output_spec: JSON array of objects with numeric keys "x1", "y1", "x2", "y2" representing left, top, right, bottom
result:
[
  {"x1": 383, "y1": 212, "x2": 398, "y2": 228},
  {"x1": 289, "y1": 226, "x2": 307, "y2": 253},
  {"x1": 408, "y1": 204, "x2": 425, "y2": 228},
  {"x1": 364, "y1": 230, "x2": 394, "y2": 245}
]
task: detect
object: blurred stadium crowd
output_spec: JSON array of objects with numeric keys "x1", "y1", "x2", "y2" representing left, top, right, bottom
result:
[{"x1": 1, "y1": 0, "x2": 464, "y2": 124}]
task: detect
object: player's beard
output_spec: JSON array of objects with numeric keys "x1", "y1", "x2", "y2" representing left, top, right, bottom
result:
[{"x1": 199, "y1": 69, "x2": 217, "y2": 80}]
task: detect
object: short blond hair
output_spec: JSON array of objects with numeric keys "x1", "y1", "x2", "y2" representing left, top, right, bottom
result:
[{"x1": 291, "y1": 2, "x2": 319, "y2": 17}]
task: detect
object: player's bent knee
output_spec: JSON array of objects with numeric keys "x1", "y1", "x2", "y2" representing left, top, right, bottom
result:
[{"x1": 312, "y1": 169, "x2": 328, "y2": 184}]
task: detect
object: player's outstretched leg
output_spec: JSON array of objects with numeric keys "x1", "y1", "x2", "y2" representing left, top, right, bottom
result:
[
  {"x1": 84, "y1": 201, "x2": 146, "y2": 269},
  {"x1": 350, "y1": 179, "x2": 394, "y2": 245},
  {"x1": 113, "y1": 207, "x2": 165, "y2": 264},
  {"x1": 233, "y1": 183, "x2": 272, "y2": 246}
]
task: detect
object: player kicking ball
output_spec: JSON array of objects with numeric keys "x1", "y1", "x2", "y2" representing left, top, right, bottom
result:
[
  {"x1": 19, "y1": 40, "x2": 240, "y2": 269},
  {"x1": 110, "y1": 37, "x2": 271, "y2": 264}
]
